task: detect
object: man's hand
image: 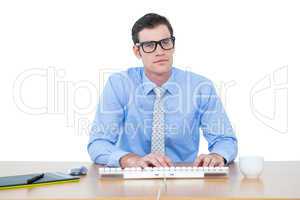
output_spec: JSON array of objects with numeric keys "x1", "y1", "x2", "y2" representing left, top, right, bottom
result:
[
  {"x1": 193, "y1": 153, "x2": 225, "y2": 167},
  {"x1": 119, "y1": 153, "x2": 173, "y2": 168}
]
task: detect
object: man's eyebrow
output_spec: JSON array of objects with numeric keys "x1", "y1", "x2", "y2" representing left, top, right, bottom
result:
[
  {"x1": 139, "y1": 37, "x2": 171, "y2": 43},
  {"x1": 139, "y1": 40, "x2": 154, "y2": 43}
]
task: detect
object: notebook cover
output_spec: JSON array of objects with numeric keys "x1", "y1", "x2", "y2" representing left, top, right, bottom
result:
[{"x1": 0, "y1": 172, "x2": 80, "y2": 190}]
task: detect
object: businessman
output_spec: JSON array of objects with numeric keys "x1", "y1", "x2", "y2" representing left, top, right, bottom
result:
[{"x1": 88, "y1": 13, "x2": 238, "y2": 168}]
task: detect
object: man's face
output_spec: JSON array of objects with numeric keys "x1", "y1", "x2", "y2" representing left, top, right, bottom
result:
[{"x1": 133, "y1": 24, "x2": 175, "y2": 75}]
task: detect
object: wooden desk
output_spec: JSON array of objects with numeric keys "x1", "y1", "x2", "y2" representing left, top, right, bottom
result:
[{"x1": 0, "y1": 161, "x2": 299, "y2": 200}]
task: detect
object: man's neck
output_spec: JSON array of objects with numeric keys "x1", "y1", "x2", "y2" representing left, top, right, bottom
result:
[{"x1": 145, "y1": 69, "x2": 171, "y2": 87}]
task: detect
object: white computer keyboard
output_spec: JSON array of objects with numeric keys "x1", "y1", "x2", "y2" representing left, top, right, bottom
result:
[{"x1": 99, "y1": 166, "x2": 229, "y2": 179}]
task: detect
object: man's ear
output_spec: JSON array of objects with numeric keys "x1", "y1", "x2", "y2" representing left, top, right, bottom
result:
[{"x1": 132, "y1": 45, "x2": 142, "y2": 59}]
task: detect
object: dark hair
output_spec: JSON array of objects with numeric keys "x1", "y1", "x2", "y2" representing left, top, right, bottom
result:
[{"x1": 131, "y1": 13, "x2": 173, "y2": 44}]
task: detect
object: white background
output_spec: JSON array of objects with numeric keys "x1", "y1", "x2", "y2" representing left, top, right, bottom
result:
[{"x1": 0, "y1": 0, "x2": 299, "y2": 162}]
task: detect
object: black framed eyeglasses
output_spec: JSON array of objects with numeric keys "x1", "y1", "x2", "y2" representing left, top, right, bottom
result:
[{"x1": 136, "y1": 36, "x2": 175, "y2": 53}]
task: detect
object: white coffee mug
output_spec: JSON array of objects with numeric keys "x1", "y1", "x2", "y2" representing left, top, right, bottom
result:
[{"x1": 239, "y1": 156, "x2": 264, "y2": 179}]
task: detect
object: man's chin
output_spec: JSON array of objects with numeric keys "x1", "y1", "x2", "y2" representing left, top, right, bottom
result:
[{"x1": 151, "y1": 65, "x2": 172, "y2": 75}]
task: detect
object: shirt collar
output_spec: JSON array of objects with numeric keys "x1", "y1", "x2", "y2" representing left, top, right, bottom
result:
[{"x1": 142, "y1": 68, "x2": 179, "y2": 95}]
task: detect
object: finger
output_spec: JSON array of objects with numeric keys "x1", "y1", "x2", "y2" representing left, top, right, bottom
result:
[
  {"x1": 148, "y1": 153, "x2": 170, "y2": 167},
  {"x1": 193, "y1": 157, "x2": 200, "y2": 167},
  {"x1": 216, "y1": 158, "x2": 225, "y2": 167},
  {"x1": 193, "y1": 154, "x2": 206, "y2": 167},
  {"x1": 193, "y1": 154, "x2": 203, "y2": 166},
  {"x1": 137, "y1": 160, "x2": 149, "y2": 168},
  {"x1": 164, "y1": 156, "x2": 173, "y2": 166},
  {"x1": 203, "y1": 157, "x2": 212, "y2": 167},
  {"x1": 216, "y1": 161, "x2": 225, "y2": 167},
  {"x1": 209, "y1": 159, "x2": 216, "y2": 167},
  {"x1": 156, "y1": 155, "x2": 173, "y2": 167},
  {"x1": 155, "y1": 156, "x2": 169, "y2": 167},
  {"x1": 144, "y1": 157, "x2": 161, "y2": 167},
  {"x1": 142, "y1": 154, "x2": 159, "y2": 167},
  {"x1": 155, "y1": 154, "x2": 173, "y2": 167}
]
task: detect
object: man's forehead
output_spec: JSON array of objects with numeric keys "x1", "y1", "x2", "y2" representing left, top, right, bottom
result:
[{"x1": 138, "y1": 24, "x2": 171, "y2": 42}]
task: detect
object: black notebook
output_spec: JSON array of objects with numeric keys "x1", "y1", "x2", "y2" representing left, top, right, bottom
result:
[{"x1": 0, "y1": 172, "x2": 80, "y2": 190}]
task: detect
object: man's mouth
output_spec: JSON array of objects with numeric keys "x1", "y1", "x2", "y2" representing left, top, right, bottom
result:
[{"x1": 153, "y1": 59, "x2": 168, "y2": 64}]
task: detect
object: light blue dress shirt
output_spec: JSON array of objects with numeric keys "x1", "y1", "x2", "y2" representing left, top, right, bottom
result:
[{"x1": 88, "y1": 67, "x2": 238, "y2": 167}]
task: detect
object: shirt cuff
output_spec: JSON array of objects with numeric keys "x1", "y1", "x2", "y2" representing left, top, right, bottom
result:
[
  {"x1": 106, "y1": 150, "x2": 130, "y2": 167},
  {"x1": 209, "y1": 140, "x2": 238, "y2": 165},
  {"x1": 210, "y1": 150, "x2": 229, "y2": 165}
]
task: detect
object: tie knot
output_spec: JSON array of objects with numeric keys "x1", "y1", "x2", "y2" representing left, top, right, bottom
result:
[{"x1": 153, "y1": 87, "x2": 165, "y2": 98}]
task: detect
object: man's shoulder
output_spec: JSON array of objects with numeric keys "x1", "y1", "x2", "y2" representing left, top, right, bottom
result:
[
  {"x1": 173, "y1": 67, "x2": 213, "y2": 84},
  {"x1": 108, "y1": 67, "x2": 143, "y2": 83}
]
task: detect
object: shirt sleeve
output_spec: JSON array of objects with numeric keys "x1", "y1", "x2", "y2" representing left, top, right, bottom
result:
[
  {"x1": 198, "y1": 80, "x2": 238, "y2": 164},
  {"x1": 87, "y1": 74, "x2": 130, "y2": 167}
]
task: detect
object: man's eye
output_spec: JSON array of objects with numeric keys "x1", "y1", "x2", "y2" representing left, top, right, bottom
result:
[
  {"x1": 144, "y1": 42, "x2": 155, "y2": 48},
  {"x1": 161, "y1": 39, "x2": 171, "y2": 45}
]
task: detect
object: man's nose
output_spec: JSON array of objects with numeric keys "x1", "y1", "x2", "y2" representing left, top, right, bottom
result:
[{"x1": 155, "y1": 44, "x2": 165, "y2": 56}]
